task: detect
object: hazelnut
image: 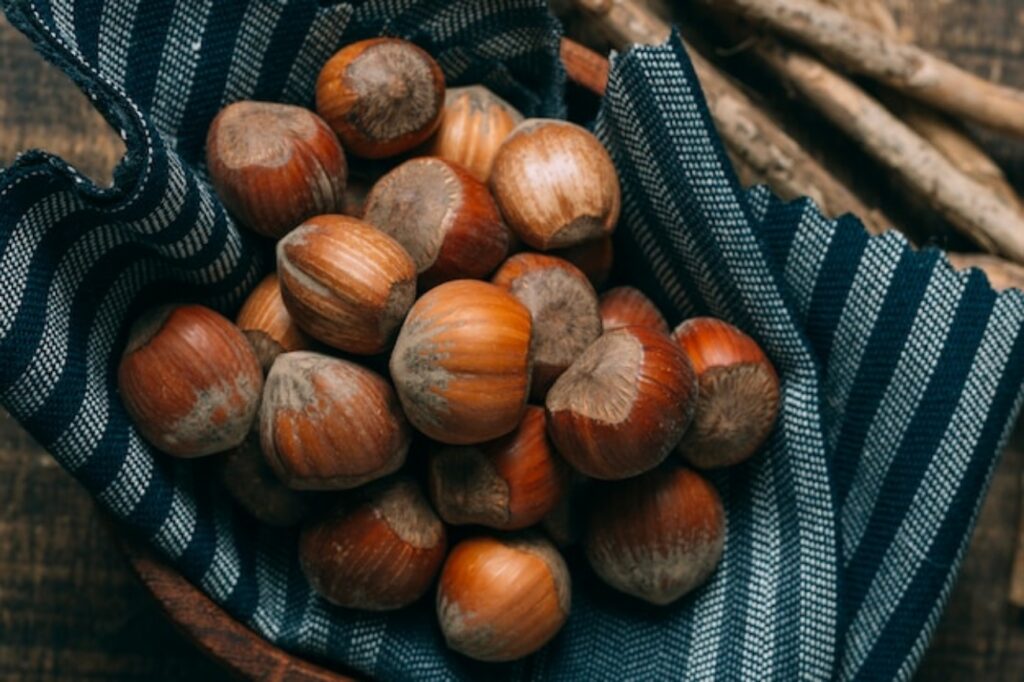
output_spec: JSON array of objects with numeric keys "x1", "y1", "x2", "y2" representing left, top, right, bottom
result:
[
  {"x1": 490, "y1": 119, "x2": 620, "y2": 250},
  {"x1": 300, "y1": 477, "x2": 446, "y2": 610},
  {"x1": 363, "y1": 157, "x2": 509, "y2": 289},
  {"x1": 427, "y1": 85, "x2": 523, "y2": 182},
  {"x1": 551, "y1": 236, "x2": 614, "y2": 289},
  {"x1": 428, "y1": 406, "x2": 566, "y2": 530},
  {"x1": 316, "y1": 38, "x2": 445, "y2": 159},
  {"x1": 437, "y1": 533, "x2": 570, "y2": 662},
  {"x1": 118, "y1": 304, "x2": 262, "y2": 458},
  {"x1": 546, "y1": 326, "x2": 697, "y2": 480},
  {"x1": 492, "y1": 253, "x2": 602, "y2": 400},
  {"x1": 599, "y1": 286, "x2": 669, "y2": 334},
  {"x1": 276, "y1": 214, "x2": 416, "y2": 354},
  {"x1": 390, "y1": 280, "x2": 532, "y2": 445},
  {"x1": 585, "y1": 466, "x2": 725, "y2": 605},
  {"x1": 541, "y1": 471, "x2": 590, "y2": 548},
  {"x1": 236, "y1": 272, "x2": 312, "y2": 372},
  {"x1": 205, "y1": 101, "x2": 347, "y2": 238},
  {"x1": 341, "y1": 174, "x2": 374, "y2": 218},
  {"x1": 219, "y1": 430, "x2": 308, "y2": 527},
  {"x1": 672, "y1": 318, "x2": 780, "y2": 468},
  {"x1": 260, "y1": 351, "x2": 409, "y2": 490}
]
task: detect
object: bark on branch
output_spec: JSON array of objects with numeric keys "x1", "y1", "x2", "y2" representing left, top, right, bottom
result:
[{"x1": 706, "y1": 0, "x2": 1024, "y2": 138}]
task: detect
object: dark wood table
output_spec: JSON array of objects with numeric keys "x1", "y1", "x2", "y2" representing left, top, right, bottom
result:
[{"x1": 2, "y1": 3, "x2": 1024, "y2": 679}]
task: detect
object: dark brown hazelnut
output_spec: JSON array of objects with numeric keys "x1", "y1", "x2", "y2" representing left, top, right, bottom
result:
[
  {"x1": 300, "y1": 477, "x2": 446, "y2": 610},
  {"x1": 316, "y1": 38, "x2": 445, "y2": 159},
  {"x1": 585, "y1": 466, "x2": 725, "y2": 605},
  {"x1": 364, "y1": 157, "x2": 509, "y2": 289},
  {"x1": 206, "y1": 101, "x2": 347, "y2": 238},
  {"x1": 546, "y1": 326, "x2": 697, "y2": 479},
  {"x1": 428, "y1": 406, "x2": 566, "y2": 530},
  {"x1": 672, "y1": 317, "x2": 781, "y2": 468},
  {"x1": 492, "y1": 253, "x2": 602, "y2": 400}
]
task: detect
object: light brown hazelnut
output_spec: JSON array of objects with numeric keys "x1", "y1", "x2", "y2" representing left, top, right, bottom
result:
[
  {"x1": 276, "y1": 214, "x2": 416, "y2": 354},
  {"x1": 118, "y1": 304, "x2": 262, "y2": 458},
  {"x1": 260, "y1": 351, "x2": 409, "y2": 490},
  {"x1": 490, "y1": 119, "x2": 620, "y2": 250}
]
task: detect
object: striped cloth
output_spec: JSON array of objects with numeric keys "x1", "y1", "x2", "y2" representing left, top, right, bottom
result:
[{"x1": 1, "y1": 1, "x2": 1022, "y2": 679}]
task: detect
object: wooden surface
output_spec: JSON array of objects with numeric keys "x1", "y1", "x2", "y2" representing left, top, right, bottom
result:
[
  {"x1": 2, "y1": 4, "x2": 1024, "y2": 681},
  {"x1": 120, "y1": 540, "x2": 348, "y2": 682}
]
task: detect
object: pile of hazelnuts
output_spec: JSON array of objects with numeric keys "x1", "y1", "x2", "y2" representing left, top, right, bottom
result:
[{"x1": 116, "y1": 37, "x2": 781, "y2": 662}]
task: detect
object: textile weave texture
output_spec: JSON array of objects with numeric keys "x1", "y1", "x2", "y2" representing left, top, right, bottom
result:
[{"x1": 2, "y1": 1, "x2": 1024, "y2": 679}]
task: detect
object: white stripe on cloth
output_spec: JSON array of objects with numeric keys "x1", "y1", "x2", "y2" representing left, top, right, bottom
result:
[
  {"x1": 221, "y1": 0, "x2": 285, "y2": 105},
  {"x1": 97, "y1": 0, "x2": 141, "y2": 86},
  {"x1": 839, "y1": 291, "x2": 1024, "y2": 680},
  {"x1": 200, "y1": 501, "x2": 242, "y2": 602},
  {"x1": 0, "y1": 191, "x2": 85, "y2": 340},
  {"x1": 251, "y1": 537, "x2": 289, "y2": 641},
  {"x1": 824, "y1": 233, "x2": 905, "y2": 453},
  {"x1": 280, "y1": 4, "x2": 354, "y2": 105},
  {"x1": 97, "y1": 429, "x2": 153, "y2": 517},
  {"x1": 346, "y1": 615, "x2": 389, "y2": 674},
  {"x1": 151, "y1": 464, "x2": 198, "y2": 559},
  {"x1": 740, "y1": 458, "x2": 781, "y2": 681},
  {"x1": 50, "y1": 0, "x2": 81, "y2": 57},
  {"x1": 149, "y1": 0, "x2": 215, "y2": 148},
  {"x1": 50, "y1": 262, "x2": 152, "y2": 471},
  {"x1": 841, "y1": 265, "x2": 967, "y2": 563},
  {"x1": 896, "y1": 377, "x2": 1024, "y2": 681},
  {"x1": 783, "y1": 204, "x2": 833, "y2": 325}
]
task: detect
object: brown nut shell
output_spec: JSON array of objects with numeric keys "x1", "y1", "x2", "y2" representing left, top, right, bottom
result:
[
  {"x1": 236, "y1": 272, "x2": 312, "y2": 372},
  {"x1": 436, "y1": 533, "x2": 570, "y2": 662},
  {"x1": 206, "y1": 101, "x2": 347, "y2": 238},
  {"x1": 546, "y1": 326, "x2": 697, "y2": 480},
  {"x1": 428, "y1": 406, "x2": 566, "y2": 530},
  {"x1": 585, "y1": 466, "x2": 725, "y2": 605},
  {"x1": 490, "y1": 119, "x2": 620, "y2": 250},
  {"x1": 316, "y1": 38, "x2": 445, "y2": 159},
  {"x1": 118, "y1": 304, "x2": 263, "y2": 458},
  {"x1": 551, "y1": 236, "x2": 614, "y2": 290},
  {"x1": 672, "y1": 317, "x2": 780, "y2": 468},
  {"x1": 300, "y1": 477, "x2": 446, "y2": 610},
  {"x1": 427, "y1": 85, "x2": 523, "y2": 182},
  {"x1": 219, "y1": 430, "x2": 309, "y2": 527},
  {"x1": 389, "y1": 280, "x2": 532, "y2": 444},
  {"x1": 276, "y1": 214, "x2": 416, "y2": 355},
  {"x1": 492, "y1": 253, "x2": 602, "y2": 400},
  {"x1": 599, "y1": 286, "x2": 669, "y2": 334},
  {"x1": 364, "y1": 157, "x2": 509, "y2": 289},
  {"x1": 260, "y1": 351, "x2": 410, "y2": 490}
]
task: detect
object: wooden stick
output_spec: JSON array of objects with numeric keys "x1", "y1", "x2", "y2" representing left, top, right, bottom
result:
[
  {"x1": 705, "y1": 0, "x2": 1024, "y2": 138},
  {"x1": 816, "y1": 0, "x2": 1024, "y2": 212},
  {"x1": 749, "y1": 38, "x2": 1024, "y2": 262},
  {"x1": 946, "y1": 253, "x2": 1024, "y2": 293},
  {"x1": 568, "y1": 0, "x2": 890, "y2": 233}
]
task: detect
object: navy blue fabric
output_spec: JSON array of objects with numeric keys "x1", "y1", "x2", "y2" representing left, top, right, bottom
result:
[{"x1": 2, "y1": 1, "x2": 1023, "y2": 679}]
